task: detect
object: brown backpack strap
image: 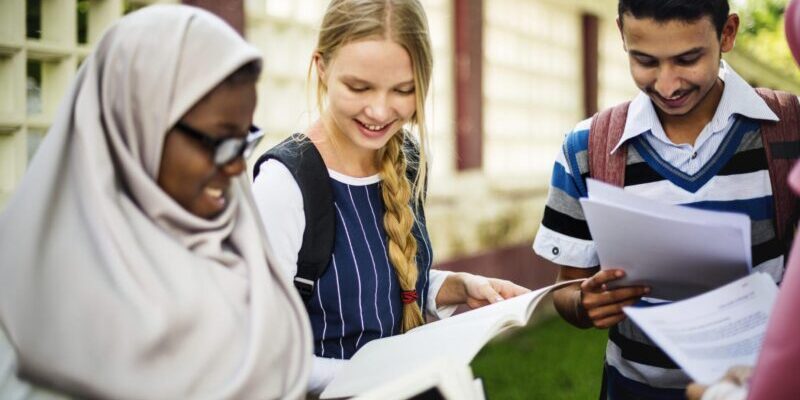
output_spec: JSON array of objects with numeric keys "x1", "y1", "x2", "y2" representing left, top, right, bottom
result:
[
  {"x1": 755, "y1": 88, "x2": 800, "y2": 244},
  {"x1": 589, "y1": 102, "x2": 631, "y2": 187}
]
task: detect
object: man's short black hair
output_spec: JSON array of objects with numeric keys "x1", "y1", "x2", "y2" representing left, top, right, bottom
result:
[{"x1": 618, "y1": 0, "x2": 730, "y2": 37}]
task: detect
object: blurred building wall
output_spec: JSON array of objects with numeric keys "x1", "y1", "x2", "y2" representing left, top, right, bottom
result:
[
  {"x1": 429, "y1": 0, "x2": 637, "y2": 287},
  {"x1": 1, "y1": 0, "x2": 797, "y2": 288}
]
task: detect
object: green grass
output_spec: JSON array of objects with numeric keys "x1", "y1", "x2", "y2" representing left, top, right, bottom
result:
[{"x1": 471, "y1": 316, "x2": 608, "y2": 399}]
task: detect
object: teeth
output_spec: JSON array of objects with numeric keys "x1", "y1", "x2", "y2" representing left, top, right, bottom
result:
[
  {"x1": 205, "y1": 187, "x2": 223, "y2": 198},
  {"x1": 363, "y1": 122, "x2": 387, "y2": 131}
]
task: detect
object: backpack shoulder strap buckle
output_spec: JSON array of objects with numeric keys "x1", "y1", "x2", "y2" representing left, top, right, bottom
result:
[{"x1": 293, "y1": 276, "x2": 316, "y2": 299}]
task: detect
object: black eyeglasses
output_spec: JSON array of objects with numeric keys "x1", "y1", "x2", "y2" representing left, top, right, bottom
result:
[{"x1": 174, "y1": 121, "x2": 264, "y2": 166}]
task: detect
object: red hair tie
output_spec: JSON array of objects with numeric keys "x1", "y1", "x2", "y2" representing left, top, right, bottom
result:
[{"x1": 401, "y1": 290, "x2": 418, "y2": 304}]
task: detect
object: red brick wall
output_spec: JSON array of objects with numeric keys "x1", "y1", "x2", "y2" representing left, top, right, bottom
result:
[
  {"x1": 582, "y1": 13, "x2": 599, "y2": 118},
  {"x1": 454, "y1": 0, "x2": 483, "y2": 170},
  {"x1": 435, "y1": 242, "x2": 560, "y2": 291}
]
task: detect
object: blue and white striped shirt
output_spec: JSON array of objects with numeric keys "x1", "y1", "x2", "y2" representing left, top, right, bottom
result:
[{"x1": 533, "y1": 63, "x2": 786, "y2": 399}]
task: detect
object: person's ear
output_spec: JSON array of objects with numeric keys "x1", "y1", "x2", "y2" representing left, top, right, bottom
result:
[
  {"x1": 720, "y1": 14, "x2": 740, "y2": 53},
  {"x1": 314, "y1": 52, "x2": 327, "y2": 83}
]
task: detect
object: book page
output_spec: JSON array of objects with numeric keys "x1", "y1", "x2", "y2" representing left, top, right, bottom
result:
[
  {"x1": 624, "y1": 273, "x2": 778, "y2": 384},
  {"x1": 473, "y1": 378, "x2": 486, "y2": 400},
  {"x1": 412, "y1": 278, "x2": 581, "y2": 335},
  {"x1": 321, "y1": 281, "x2": 577, "y2": 399},
  {"x1": 321, "y1": 317, "x2": 490, "y2": 399},
  {"x1": 352, "y1": 357, "x2": 478, "y2": 400}
]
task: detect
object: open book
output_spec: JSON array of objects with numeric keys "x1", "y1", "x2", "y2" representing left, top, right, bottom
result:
[
  {"x1": 320, "y1": 280, "x2": 580, "y2": 399},
  {"x1": 352, "y1": 358, "x2": 485, "y2": 400},
  {"x1": 624, "y1": 273, "x2": 778, "y2": 384},
  {"x1": 580, "y1": 179, "x2": 752, "y2": 300}
]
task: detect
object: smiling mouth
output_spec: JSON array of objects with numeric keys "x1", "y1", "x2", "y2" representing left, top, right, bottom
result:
[
  {"x1": 650, "y1": 88, "x2": 695, "y2": 108},
  {"x1": 664, "y1": 93, "x2": 686, "y2": 100},
  {"x1": 357, "y1": 120, "x2": 393, "y2": 131},
  {"x1": 203, "y1": 185, "x2": 227, "y2": 211},
  {"x1": 204, "y1": 187, "x2": 224, "y2": 199}
]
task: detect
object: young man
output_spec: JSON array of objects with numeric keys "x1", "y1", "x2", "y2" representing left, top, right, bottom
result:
[{"x1": 532, "y1": 0, "x2": 799, "y2": 398}]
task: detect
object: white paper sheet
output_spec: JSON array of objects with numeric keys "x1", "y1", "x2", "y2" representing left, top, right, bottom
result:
[
  {"x1": 580, "y1": 179, "x2": 752, "y2": 300},
  {"x1": 624, "y1": 273, "x2": 778, "y2": 384}
]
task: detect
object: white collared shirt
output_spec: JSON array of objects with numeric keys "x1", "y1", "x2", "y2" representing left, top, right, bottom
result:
[{"x1": 610, "y1": 61, "x2": 779, "y2": 175}]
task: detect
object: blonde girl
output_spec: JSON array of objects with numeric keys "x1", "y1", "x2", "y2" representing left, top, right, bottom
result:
[{"x1": 252, "y1": 0, "x2": 528, "y2": 393}]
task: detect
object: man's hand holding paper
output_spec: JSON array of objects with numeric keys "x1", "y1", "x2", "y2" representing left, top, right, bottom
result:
[
  {"x1": 579, "y1": 268, "x2": 650, "y2": 328},
  {"x1": 580, "y1": 179, "x2": 752, "y2": 300}
]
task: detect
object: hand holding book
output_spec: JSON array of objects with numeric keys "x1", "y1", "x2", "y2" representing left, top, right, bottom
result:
[
  {"x1": 434, "y1": 272, "x2": 531, "y2": 310},
  {"x1": 320, "y1": 280, "x2": 582, "y2": 399},
  {"x1": 686, "y1": 366, "x2": 751, "y2": 400}
]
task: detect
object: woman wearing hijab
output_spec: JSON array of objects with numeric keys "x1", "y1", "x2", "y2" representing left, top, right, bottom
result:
[{"x1": 0, "y1": 5, "x2": 310, "y2": 399}]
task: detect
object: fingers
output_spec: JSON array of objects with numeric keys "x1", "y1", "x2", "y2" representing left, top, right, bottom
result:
[
  {"x1": 478, "y1": 282, "x2": 504, "y2": 304},
  {"x1": 685, "y1": 383, "x2": 708, "y2": 400},
  {"x1": 492, "y1": 279, "x2": 531, "y2": 299},
  {"x1": 581, "y1": 269, "x2": 626, "y2": 292},
  {"x1": 465, "y1": 298, "x2": 491, "y2": 309},
  {"x1": 581, "y1": 285, "x2": 649, "y2": 310},
  {"x1": 461, "y1": 274, "x2": 502, "y2": 306},
  {"x1": 580, "y1": 269, "x2": 649, "y2": 329},
  {"x1": 585, "y1": 297, "x2": 641, "y2": 328},
  {"x1": 724, "y1": 366, "x2": 754, "y2": 386},
  {"x1": 592, "y1": 313, "x2": 628, "y2": 329},
  {"x1": 683, "y1": 367, "x2": 751, "y2": 400},
  {"x1": 462, "y1": 275, "x2": 531, "y2": 309}
]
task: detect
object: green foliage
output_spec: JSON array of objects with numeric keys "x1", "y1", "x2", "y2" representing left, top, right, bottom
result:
[
  {"x1": 735, "y1": 0, "x2": 800, "y2": 83},
  {"x1": 739, "y1": 0, "x2": 787, "y2": 35},
  {"x1": 472, "y1": 316, "x2": 608, "y2": 399}
]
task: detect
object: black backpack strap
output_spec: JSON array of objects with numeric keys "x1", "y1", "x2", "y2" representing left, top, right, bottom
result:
[{"x1": 253, "y1": 134, "x2": 336, "y2": 302}]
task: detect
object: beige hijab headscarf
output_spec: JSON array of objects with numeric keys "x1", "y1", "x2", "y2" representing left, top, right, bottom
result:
[{"x1": 0, "y1": 5, "x2": 311, "y2": 399}]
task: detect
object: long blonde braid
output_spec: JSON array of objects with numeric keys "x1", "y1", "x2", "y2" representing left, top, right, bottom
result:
[
  {"x1": 379, "y1": 133, "x2": 424, "y2": 332},
  {"x1": 312, "y1": 0, "x2": 433, "y2": 332}
]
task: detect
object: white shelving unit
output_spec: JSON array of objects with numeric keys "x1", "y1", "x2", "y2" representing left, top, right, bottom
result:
[{"x1": 0, "y1": 0, "x2": 173, "y2": 208}]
